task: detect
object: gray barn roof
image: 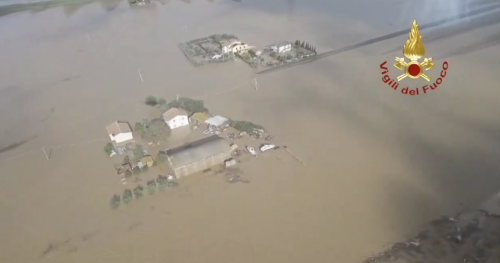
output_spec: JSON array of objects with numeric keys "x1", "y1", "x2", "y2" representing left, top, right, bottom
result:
[{"x1": 167, "y1": 135, "x2": 230, "y2": 169}]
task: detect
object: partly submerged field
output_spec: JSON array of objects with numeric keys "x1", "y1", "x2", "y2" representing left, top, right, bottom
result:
[{"x1": 1, "y1": 0, "x2": 500, "y2": 262}]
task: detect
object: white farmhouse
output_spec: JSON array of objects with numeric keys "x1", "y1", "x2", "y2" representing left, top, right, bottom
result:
[
  {"x1": 220, "y1": 39, "x2": 254, "y2": 54},
  {"x1": 231, "y1": 43, "x2": 253, "y2": 53},
  {"x1": 270, "y1": 41, "x2": 292, "y2": 53},
  {"x1": 163, "y1": 107, "x2": 189, "y2": 129},
  {"x1": 106, "y1": 121, "x2": 134, "y2": 144},
  {"x1": 220, "y1": 39, "x2": 241, "y2": 53}
]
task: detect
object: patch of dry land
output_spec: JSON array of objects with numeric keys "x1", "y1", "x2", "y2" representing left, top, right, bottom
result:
[{"x1": 1, "y1": 0, "x2": 500, "y2": 262}]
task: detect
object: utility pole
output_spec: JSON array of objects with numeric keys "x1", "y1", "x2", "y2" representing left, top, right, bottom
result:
[
  {"x1": 254, "y1": 78, "x2": 258, "y2": 91},
  {"x1": 42, "y1": 146, "x2": 51, "y2": 161},
  {"x1": 138, "y1": 68, "x2": 143, "y2": 82}
]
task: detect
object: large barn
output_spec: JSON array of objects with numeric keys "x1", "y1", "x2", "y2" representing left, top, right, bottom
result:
[{"x1": 166, "y1": 135, "x2": 232, "y2": 178}]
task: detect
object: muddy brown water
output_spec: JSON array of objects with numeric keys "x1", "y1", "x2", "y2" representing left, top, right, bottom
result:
[{"x1": 1, "y1": 1, "x2": 500, "y2": 262}]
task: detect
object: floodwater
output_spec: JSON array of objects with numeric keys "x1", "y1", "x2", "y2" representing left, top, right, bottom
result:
[{"x1": 1, "y1": 0, "x2": 500, "y2": 262}]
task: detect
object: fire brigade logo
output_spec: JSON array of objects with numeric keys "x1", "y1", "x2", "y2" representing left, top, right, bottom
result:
[{"x1": 394, "y1": 20, "x2": 434, "y2": 81}]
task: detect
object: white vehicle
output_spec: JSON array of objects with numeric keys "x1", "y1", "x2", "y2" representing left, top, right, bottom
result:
[
  {"x1": 259, "y1": 144, "x2": 276, "y2": 152},
  {"x1": 246, "y1": 146, "x2": 257, "y2": 156}
]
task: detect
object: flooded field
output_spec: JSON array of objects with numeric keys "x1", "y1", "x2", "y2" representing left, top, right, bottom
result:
[{"x1": 1, "y1": 0, "x2": 500, "y2": 262}]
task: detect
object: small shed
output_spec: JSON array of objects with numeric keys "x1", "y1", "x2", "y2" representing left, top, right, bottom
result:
[
  {"x1": 205, "y1": 115, "x2": 228, "y2": 128},
  {"x1": 140, "y1": 155, "x2": 154, "y2": 167},
  {"x1": 190, "y1": 112, "x2": 211, "y2": 124}
]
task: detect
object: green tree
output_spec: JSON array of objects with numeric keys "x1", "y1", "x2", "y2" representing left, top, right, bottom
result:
[
  {"x1": 142, "y1": 119, "x2": 171, "y2": 143},
  {"x1": 229, "y1": 120, "x2": 264, "y2": 133},
  {"x1": 147, "y1": 180, "x2": 157, "y2": 195},
  {"x1": 134, "y1": 122, "x2": 145, "y2": 136},
  {"x1": 167, "y1": 181, "x2": 179, "y2": 187},
  {"x1": 124, "y1": 170, "x2": 133, "y2": 178},
  {"x1": 159, "y1": 103, "x2": 170, "y2": 113},
  {"x1": 123, "y1": 189, "x2": 133, "y2": 204},
  {"x1": 132, "y1": 144, "x2": 144, "y2": 161},
  {"x1": 145, "y1": 96, "x2": 167, "y2": 107},
  {"x1": 133, "y1": 185, "x2": 144, "y2": 199},
  {"x1": 156, "y1": 153, "x2": 167, "y2": 164},
  {"x1": 157, "y1": 175, "x2": 168, "y2": 191},
  {"x1": 168, "y1": 97, "x2": 208, "y2": 113},
  {"x1": 110, "y1": 194, "x2": 121, "y2": 209},
  {"x1": 145, "y1": 96, "x2": 158, "y2": 107},
  {"x1": 123, "y1": 155, "x2": 130, "y2": 164},
  {"x1": 132, "y1": 166, "x2": 141, "y2": 175},
  {"x1": 157, "y1": 98, "x2": 166, "y2": 105},
  {"x1": 104, "y1": 143, "x2": 114, "y2": 155}
]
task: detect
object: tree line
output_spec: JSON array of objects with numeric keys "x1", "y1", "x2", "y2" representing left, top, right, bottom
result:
[
  {"x1": 294, "y1": 40, "x2": 317, "y2": 54},
  {"x1": 110, "y1": 175, "x2": 178, "y2": 209}
]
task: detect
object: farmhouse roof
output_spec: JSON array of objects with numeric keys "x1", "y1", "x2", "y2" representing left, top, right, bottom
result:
[
  {"x1": 163, "y1": 107, "x2": 188, "y2": 121},
  {"x1": 106, "y1": 121, "x2": 132, "y2": 136}
]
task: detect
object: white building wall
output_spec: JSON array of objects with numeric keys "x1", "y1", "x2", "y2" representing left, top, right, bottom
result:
[
  {"x1": 278, "y1": 44, "x2": 291, "y2": 53},
  {"x1": 167, "y1": 115, "x2": 189, "y2": 129},
  {"x1": 111, "y1": 132, "x2": 134, "y2": 143},
  {"x1": 231, "y1": 44, "x2": 246, "y2": 53}
]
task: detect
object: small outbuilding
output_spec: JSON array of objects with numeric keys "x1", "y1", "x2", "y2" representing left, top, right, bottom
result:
[
  {"x1": 190, "y1": 112, "x2": 211, "y2": 124},
  {"x1": 140, "y1": 155, "x2": 155, "y2": 167},
  {"x1": 205, "y1": 115, "x2": 228, "y2": 128}
]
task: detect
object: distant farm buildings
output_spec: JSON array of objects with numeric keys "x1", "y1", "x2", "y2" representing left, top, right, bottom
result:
[
  {"x1": 166, "y1": 135, "x2": 232, "y2": 178},
  {"x1": 106, "y1": 121, "x2": 134, "y2": 144}
]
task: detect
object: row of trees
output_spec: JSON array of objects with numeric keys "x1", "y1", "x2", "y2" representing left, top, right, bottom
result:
[
  {"x1": 144, "y1": 96, "x2": 209, "y2": 115},
  {"x1": 110, "y1": 175, "x2": 179, "y2": 209},
  {"x1": 293, "y1": 40, "x2": 317, "y2": 54},
  {"x1": 122, "y1": 163, "x2": 152, "y2": 178}
]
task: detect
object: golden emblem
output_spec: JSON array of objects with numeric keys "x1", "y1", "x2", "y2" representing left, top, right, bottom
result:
[{"x1": 394, "y1": 20, "x2": 434, "y2": 81}]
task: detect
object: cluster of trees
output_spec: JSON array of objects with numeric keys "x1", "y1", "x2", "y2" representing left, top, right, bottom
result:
[
  {"x1": 144, "y1": 96, "x2": 166, "y2": 107},
  {"x1": 167, "y1": 97, "x2": 208, "y2": 114},
  {"x1": 134, "y1": 118, "x2": 171, "y2": 143},
  {"x1": 293, "y1": 40, "x2": 317, "y2": 54},
  {"x1": 229, "y1": 120, "x2": 264, "y2": 134},
  {"x1": 156, "y1": 152, "x2": 168, "y2": 164},
  {"x1": 212, "y1": 34, "x2": 238, "y2": 44},
  {"x1": 144, "y1": 95, "x2": 209, "y2": 115},
  {"x1": 110, "y1": 175, "x2": 179, "y2": 209}
]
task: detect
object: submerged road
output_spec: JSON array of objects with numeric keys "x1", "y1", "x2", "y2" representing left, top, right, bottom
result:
[{"x1": 257, "y1": 2, "x2": 500, "y2": 75}]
